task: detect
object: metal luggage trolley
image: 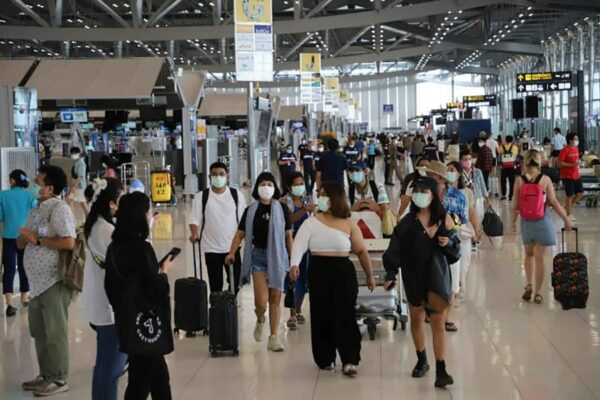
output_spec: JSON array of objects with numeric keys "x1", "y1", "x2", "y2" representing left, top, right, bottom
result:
[
  {"x1": 581, "y1": 165, "x2": 600, "y2": 208},
  {"x1": 120, "y1": 161, "x2": 151, "y2": 195},
  {"x1": 352, "y1": 239, "x2": 409, "y2": 341}
]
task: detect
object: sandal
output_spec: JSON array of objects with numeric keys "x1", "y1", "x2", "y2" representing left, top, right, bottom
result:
[
  {"x1": 522, "y1": 284, "x2": 533, "y2": 302},
  {"x1": 296, "y1": 314, "x2": 306, "y2": 324},
  {"x1": 342, "y1": 364, "x2": 358, "y2": 377},
  {"x1": 533, "y1": 294, "x2": 543, "y2": 304},
  {"x1": 286, "y1": 317, "x2": 297, "y2": 330},
  {"x1": 445, "y1": 321, "x2": 458, "y2": 332}
]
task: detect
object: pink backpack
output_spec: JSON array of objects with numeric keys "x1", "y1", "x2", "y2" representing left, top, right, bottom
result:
[{"x1": 519, "y1": 174, "x2": 545, "y2": 221}]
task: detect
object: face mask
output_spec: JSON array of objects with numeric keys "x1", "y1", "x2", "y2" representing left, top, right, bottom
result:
[
  {"x1": 311, "y1": 145, "x2": 317, "y2": 151},
  {"x1": 461, "y1": 160, "x2": 472, "y2": 169},
  {"x1": 28, "y1": 183, "x2": 41, "y2": 200},
  {"x1": 211, "y1": 176, "x2": 227, "y2": 189},
  {"x1": 258, "y1": 185, "x2": 275, "y2": 200},
  {"x1": 291, "y1": 185, "x2": 306, "y2": 197},
  {"x1": 301, "y1": 140, "x2": 306, "y2": 145},
  {"x1": 411, "y1": 192, "x2": 432, "y2": 209},
  {"x1": 317, "y1": 196, "x2": 330, "y2": 212},
  {"x1": 286, "y1": 148, "x2": 293, "y2": 154},
  {"x1": 418, "y1": 168, "x2": 427, "y2": 177},
  {"x1": 573, "y1": 140, "x2": 579, "y2": 147},
  {"x1": 349, "y1": 143, "x2": 355, "y2": 148},
  {"x1": 70, "y1": 154, "x2": 79, "y2": 160},
  {"x1": 479, "y1": 142, "x2": 485, "y2": 147},
  {"x1": 102, "y1": 163, "x2": 108, "y2": 169},
  {"x1": 318, "y1": 147, "x2": 324, "y2": 152},
  {"x1": 447, "y1": 171, "x2": 458, "y2": 183},
  {"x1": 350, "y1": 171, "x2": 365, "y2": 184}
]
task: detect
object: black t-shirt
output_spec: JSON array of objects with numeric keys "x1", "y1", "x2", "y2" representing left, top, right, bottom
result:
[
  {"x1": 423, "y1": 144, "x2": 438, "y2": 159},
  {"x1": 298, "y1": 144, "x2": 308, "y2": 155},
  {"x1": 316, "y1": 151, "x2": 349, "y2": 185},
  {"x1": 343, "y1": 145, "x2": 361, "y2": 162},
  {"x1": 238, "y1": 202, "x2": 291, "y2": 249},
  {"x1": 278, "y1": 151, "x2": 297, "y2": 174},
  {"x1": 300, "y1": 149, "x2": 315, "y2": 169}
]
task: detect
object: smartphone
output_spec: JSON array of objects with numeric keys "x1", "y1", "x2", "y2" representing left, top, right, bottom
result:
[{"x1": 159, "y1": 247, "x2": 181, "y2": 265}]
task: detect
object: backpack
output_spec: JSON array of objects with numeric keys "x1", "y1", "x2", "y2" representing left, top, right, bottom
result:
[
  {"x1": 518, "y1": 174, "x2": 545, "y2": 221},
  {"x1": 482, "y1": 207, "x2": 504, "y2": 242},
  {"x1": 349, "y1": 180, "x2": 379, "y2": 206},
  {"x1": 201, "y1": 188, "x2": 239, "y2": 236},
  {"x1": 49, "y1": 203, "x2": 86, "y2": 292},
  {"x1": 501, "y1": 145, "x2": 516, "y2": 169}
]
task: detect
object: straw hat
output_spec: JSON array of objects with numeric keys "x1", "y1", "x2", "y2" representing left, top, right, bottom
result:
[{"x1": 422, "y1": 160, "x2": 448, "y2": 181}]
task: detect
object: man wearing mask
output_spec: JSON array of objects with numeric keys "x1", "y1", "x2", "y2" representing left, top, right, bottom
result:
[
  {"x1": 298, "y1": 140, "x2": 316, "y2": 196},
  {"x1": 558, "y1": 132, "x2": 584, "y2": 221},
  {"x1": 343, "y1": 136, "x2": 362, "y2": 164},
  {"x1": 67, "y1": 147, "x2": 89, "y2": 218},
  {"x1": 189, "y1": 162, "x2": 247, "y2": 293},
  {"x1": 518, "y1": 130, "x2": 534, "y2": 158},
  {"x1": 347, "y1": 161, "x2": 386, "y2": 212},
  {"x1": 550, "y1": 127, "x2": 566, "y2": 165},
  {"x1": 278, "y1": 144, "x2": 297, "y2": 189},
  {"x1": 316, "y1": 139, "x2": 348, "y2": 191},
  {"x1": 475, "y1": 135, "x2": 494, "y2": 191},
  {"x1": 314, "y1": 142, "x2": 325, "y2": 167}
]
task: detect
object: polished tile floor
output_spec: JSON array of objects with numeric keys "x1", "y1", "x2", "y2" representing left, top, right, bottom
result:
[{"x1": 1, "y1": 175, "x2": 599, "y2": 400}]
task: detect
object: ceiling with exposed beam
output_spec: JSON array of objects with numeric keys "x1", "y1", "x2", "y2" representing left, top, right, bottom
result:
[{"x1": 0, "y1": 0, "x2": 598, "y2": 83}]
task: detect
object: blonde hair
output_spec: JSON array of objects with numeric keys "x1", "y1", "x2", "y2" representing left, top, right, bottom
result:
[{"x1": 524, "y1": 149, "x2": 542, "y2": 167}]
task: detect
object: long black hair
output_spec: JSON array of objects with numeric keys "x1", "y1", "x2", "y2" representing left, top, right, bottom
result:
[
  {"x1": 112, "y1": 192, "x2": 151, "y2": 242},
  {"x1": 84, "y1": 178, "x2": 124, "y2": 239},
  {"x1": 9, "y1": 169, "x2": 29, "y2": 188},
  {"x1": 409, "y1": 180, "x2": 446, "y2": 227},
  {"x1": 251, "y1": 172, "x2": 282, "y2": 200},
  {"x1": 447, "y1": 161, "x2": 465, "y2": 190}
]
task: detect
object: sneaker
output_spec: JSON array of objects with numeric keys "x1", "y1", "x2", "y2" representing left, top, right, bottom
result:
[
  {"x1": 253, "y1": 319, "x2": 265, "y2": 342},
  {"x1": 267, "y1": 335, "x2": 285, "y2": 352},
  {"x1": 33, "y1": 380, "x2": 69, "y2": 397},
  {"x1": 22, "y1": 376, "x2": 46, "y2": 391},
  {"x1": 6, "y1": 305, "x2": 17, "y2": 317},
  {"x1": 296, "y1": 314, "x2": 306, "y2": 324}
]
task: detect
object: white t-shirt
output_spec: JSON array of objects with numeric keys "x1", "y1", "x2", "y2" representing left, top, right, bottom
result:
[
  {"x1": 486, "y1": 138, "x2": 499, "y2": 158},
  {"x1": 81, "y1": 217, "x2": 114, "y2": 326},
  {"x1": 189, "y1": 187, "x2": 247, "y2": 253}
]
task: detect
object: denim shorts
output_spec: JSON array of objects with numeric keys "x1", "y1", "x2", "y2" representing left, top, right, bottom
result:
[
  {"x1": 520, "y1": 209, "x2": 556, "y2": 246},
  {"x1": 251, "y1": 247, "x2": 268, "y2": 274}
]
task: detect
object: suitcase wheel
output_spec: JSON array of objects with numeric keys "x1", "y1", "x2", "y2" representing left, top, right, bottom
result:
[
  {"x1": 186, "y1": 331, "x2": 197, "y2": 338},
  {"x1": 173, "y1": 328, "x2": 179, "y2": 335},
  {"x1": 203, "y1": 329, "x2": 209, "y2": 336},
  {"x1": 367, "y1": 324, "x2": 376, "y2": 341},
  {"x1": 233, "y1": 349, "x2": 240, "y2": 357},
  {"x1": 393, "y1": 319, "x2": 398, "y2": 331},
  {"x1": 210, "y1": 350, "x2": 219, "y2": 358}
]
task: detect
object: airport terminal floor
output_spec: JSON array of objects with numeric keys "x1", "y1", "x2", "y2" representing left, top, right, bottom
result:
[{"x1": 1, "y1": 173, "x2": 599, "y2": 400}]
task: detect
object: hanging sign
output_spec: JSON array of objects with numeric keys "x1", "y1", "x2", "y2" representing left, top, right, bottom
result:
[
  {"x1": 234, "y1": 0, "x2": 273, "y2": 82},
  {"x1": 323, "y1": 76, "x2": 340, "y2": 112},
  {"x1": 515, "y1": 71, "x2": 573, "y2": 93},
  {"x1": 300, "y1": 53, "x2": 322, "y2": 104},
  {"x1": 462, "y1": 95, "x2": 497, "y2": 107}
]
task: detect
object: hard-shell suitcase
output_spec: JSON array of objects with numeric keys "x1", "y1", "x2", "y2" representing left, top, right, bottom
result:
[
  {"x1": 551, "y1": 228, "x2": 589, "y2": 310},
  {"x1": 209, "y1": 263, "x2": 239, "y2": 357},
  {"x1": 174, "y1": 242, "x2": 208, "y2": 337}
]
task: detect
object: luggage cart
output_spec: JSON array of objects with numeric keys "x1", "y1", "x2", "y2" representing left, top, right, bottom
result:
[
  {"x1": 120, "y1": 161, "x2": 151, "y2": 195},
  {"x1": 581, "y1": 166, "x2": 600, "y2": 208},
  {"x1": 352, "y1": 239, "x2": 409, "y2": 340}
]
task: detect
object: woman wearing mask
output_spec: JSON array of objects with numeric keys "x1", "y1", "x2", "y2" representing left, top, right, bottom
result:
[
  {"x1": 382, "y1": 176, "x2": 460, "y2": 388},
  {"x1": 100, "y1": 155, "x2": 118, "y2": 179},
  {"x1": 445, "y1": 162, "x2": 479, "y2": 328},
  {"x1": 81, "y1": 178, "x2": 127, "y2": 400},
  {"x1": 459, "y1": 150, "x2": 489, "y2": 249},
  {"x1": 0, "y1": 170, "x2": 36, "y2": 316},
  {"x1": 105, "y1": 192, "x2": 175, "y2": 399},
  {"x1": 512, "y1": 150, "x2": 572, "y2": 304},
  {"x1": 290, "y1": 182, "x2": 375, "y2": 376},
  {"x1": 280, "y1": 172, "x2": 316, "y2": 330},
  {"x1": 226, "y1": 172, "x2": 293, "y2": 352}
]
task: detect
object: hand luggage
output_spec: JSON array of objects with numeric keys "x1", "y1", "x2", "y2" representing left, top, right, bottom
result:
[
  {"x1": 482, "y1": 206, "x2": 503, "y2": 245},
  {"x1": 552, "y1": 228, "x2": 589, "y2": 310},
  {"x1": 541, "y1": 166, "x2": 560, "y2": 184},
  {"x1": 208, "y1": 263, "x2": 239, "y2": 357},
  {"x1": 173, "y1": 242, "x2": 209, "y2": 337}
]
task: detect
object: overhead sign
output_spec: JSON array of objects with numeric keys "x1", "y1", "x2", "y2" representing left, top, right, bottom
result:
[
  {"x1": 463, "y1": 95, "x2": 497, "y2": 107},
  {"x1": 59, "y1": 108, "x2": 88, "y2": 123},
  {"x1": 300, "y1": 53, "x2": 321, "y2": 104},
  {"x1": 323, "y1": 76, "x2": 340, "y2": 113},
  {"x1": 383, "y1": 104, "x2": 394, "y2": 113},
  {"x1": 430, "y1": 108, "x2": 448, "y2": 116},
  {"x1": 446, "y1": 102, "x2": 461, "y2": 110},
  {"x1": 234, "y1": 0, "x2": 273, "y2": 82},
  {"x1": 515, "y1": 71, "x2": 572, "y2": 93}
]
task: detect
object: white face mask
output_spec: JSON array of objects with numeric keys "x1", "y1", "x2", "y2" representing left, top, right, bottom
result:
[
  {"x1": 70, "y1": 154, "x2": 79, "y2": 160},
  {"x1": 258, "y1": 185, "x2": 275, "y2": 200}
]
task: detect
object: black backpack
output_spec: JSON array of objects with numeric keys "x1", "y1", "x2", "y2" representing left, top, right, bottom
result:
[{"x1": 482, "y1": 207, "x2": 504, "y2": 244}]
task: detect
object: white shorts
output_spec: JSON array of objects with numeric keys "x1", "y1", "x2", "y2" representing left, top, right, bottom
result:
[
  {"x1": 450, "y1": 261, "x2": 460, "y2": 294},
  {"x1": 69, "y1": 188, "x2": 87, "y2": 203}
]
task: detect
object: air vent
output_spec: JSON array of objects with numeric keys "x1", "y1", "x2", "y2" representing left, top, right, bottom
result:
[{"x1": 0, "y1": 148, "x2": 37, "y2": 190}]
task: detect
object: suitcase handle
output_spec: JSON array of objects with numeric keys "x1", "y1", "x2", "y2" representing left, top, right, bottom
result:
[
  {"x1": 192, "y1": 241, "x2": 203, "y2": 280},
  {"x1": 561, "y1": 227, "x2": 579, "y2": 253},
  {"x1": 227, "y1": 262, "x2": 236, "y2": 294}
]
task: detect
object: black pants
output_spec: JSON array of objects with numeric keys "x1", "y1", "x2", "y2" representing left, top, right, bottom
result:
[
  {"x1": 481, "y1": 170, "x2": 490, "y2": 191},
  {"x1": 125, "y1": 355, "x2": 171, "y2": 400},
  {"x1": 304, "y1": 168, "x2": 316, "y2": 194},
  {"x1": 500, "y1": 168, "x2": 516, "y2": 199},
  {"x1": 2, "y1": 238, "x2": 29, "y2": 294},
  {"x1": 308, "y1": 256, "x2": 361, "y2": 368},
  {"x1": 384, "y1": 161, "x2": 391, "y2": 183},
  {"x1": 204, "y1": 250, "x2": 241, "y2": 294},
  {"x1": 367, "y1": 155, "x2": 376, "y2": 169}
]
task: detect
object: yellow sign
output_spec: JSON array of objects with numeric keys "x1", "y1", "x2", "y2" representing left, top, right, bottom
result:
[
  {"x1": 300, "y1": 53, "x2": 321, "y2": 73},
  {"x1": 151, "y1": 171, "x2": 172, "y2": 203},
  {"x1": 324, "y1": 77, "x2": 339, "y2": 91},
  {"x1": 517, "y1": 72, "x2": 553, "y2": 82},
  {"x1": 340, "y1": 89, "x2": 349, "y2": 101},
  {"x1": 234, "y1": 0, "x2": 272, "y2": 24}
]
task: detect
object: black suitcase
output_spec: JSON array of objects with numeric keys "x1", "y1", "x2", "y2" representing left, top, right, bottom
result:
[
  {"x1": 541, "y1": 167, "x2": 560, "y2": 184},
  {"x1": 551, "y1": 228, "x2": 589, "y2": 310},
  {"x1": 174, "y1": 242, "x2": 208, "y2": 337},
  {"x1": 209, "y1": 264, "x2": 239, "y2": 357}
]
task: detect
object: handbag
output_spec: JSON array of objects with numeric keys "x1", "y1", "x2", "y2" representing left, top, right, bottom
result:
[
  {"x1": 381, "y1": 208, "x2": 397, "y2": 237},
  {"x1": 110, "y1": 250, "x2": 173, "y2": 356},
  {"x1": 284, "y1": 281, "x2": 295, "y2": 309}
]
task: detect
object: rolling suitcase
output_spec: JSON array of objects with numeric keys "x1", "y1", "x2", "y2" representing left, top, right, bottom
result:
[
  {"x1": 174, "y1": 242, "x2": 208, "y2": 337},
  {"x1": 209, "y1": 263, "x2": 239, "y2": 357},
  {"x1": 551, "y1": 228, "x2": 589, "y2": 310}
]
